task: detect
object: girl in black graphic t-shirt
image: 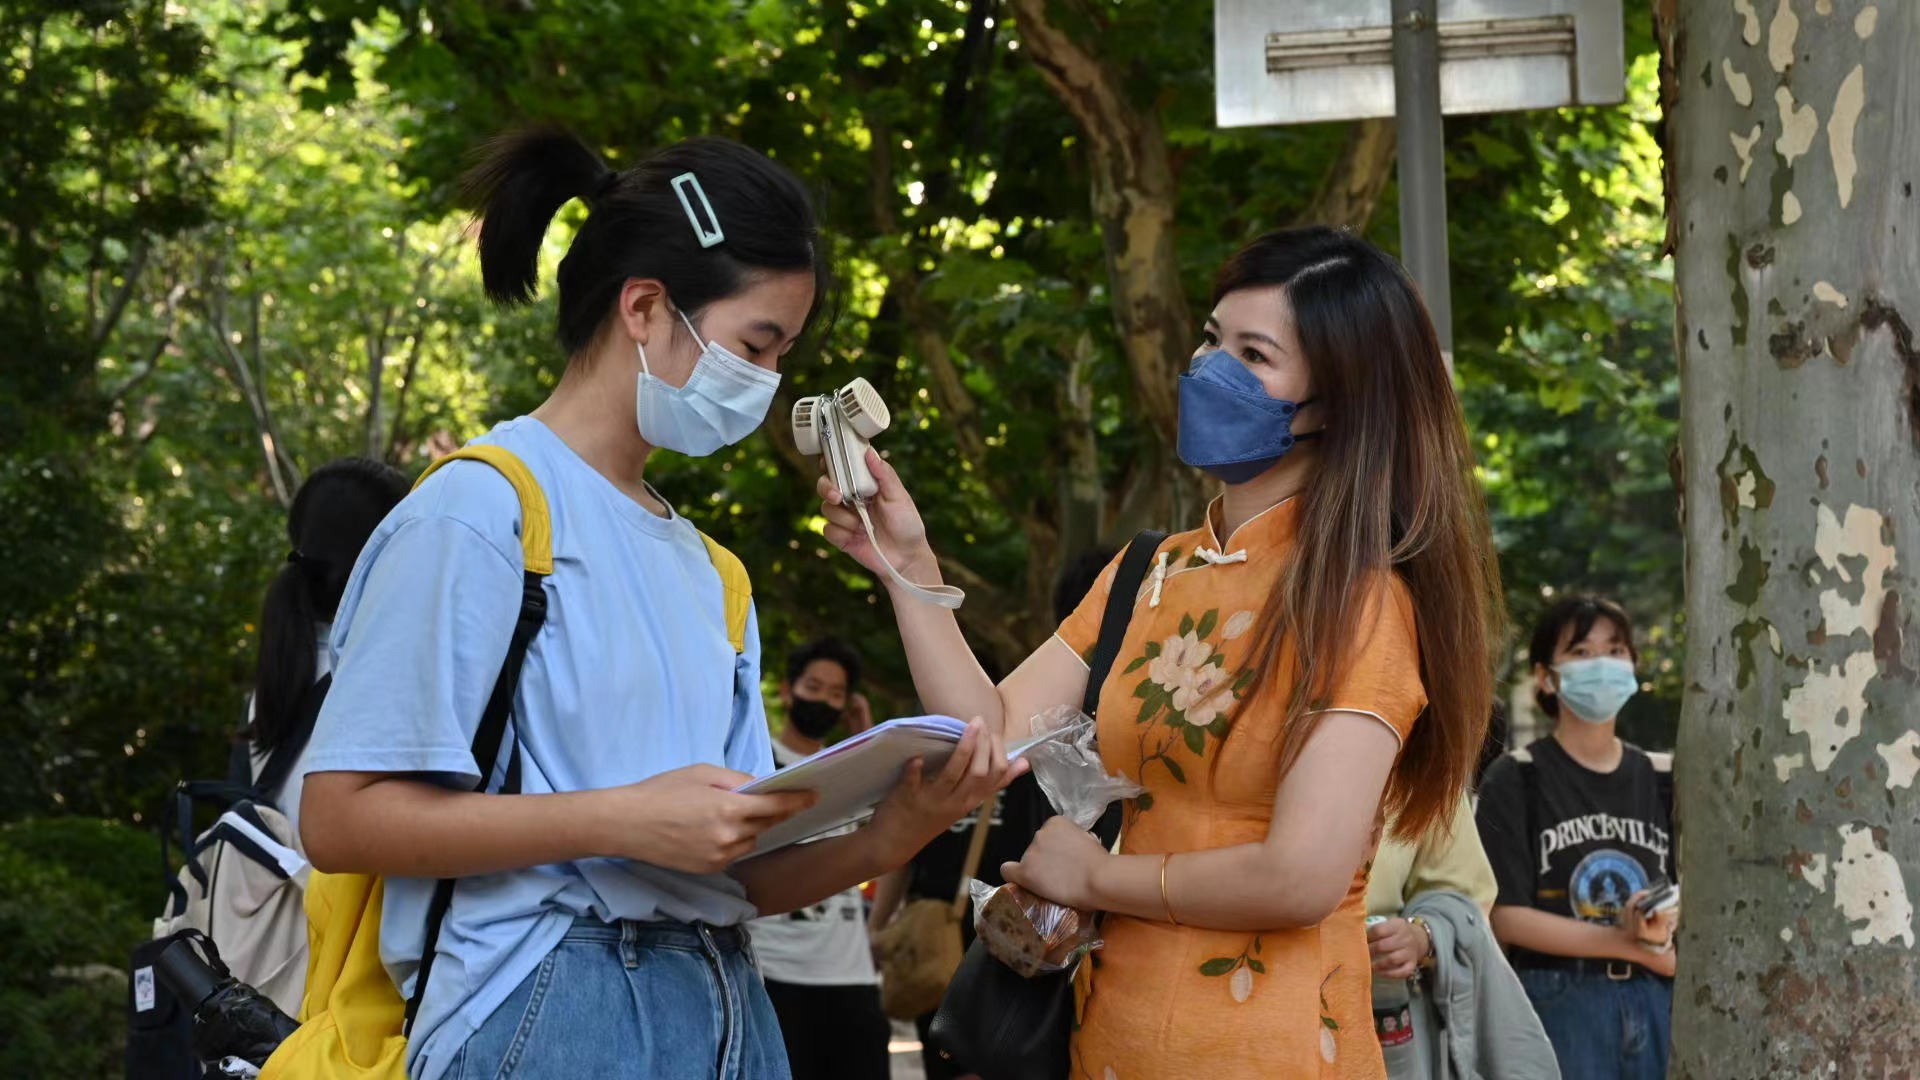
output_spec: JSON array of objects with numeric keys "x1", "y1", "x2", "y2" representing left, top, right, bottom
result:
[{"x1": 1476, "y1": 597, "x2": 1678, "y2": 1080}]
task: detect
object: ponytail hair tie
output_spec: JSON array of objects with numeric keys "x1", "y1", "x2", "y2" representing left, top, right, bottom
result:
[{"x1": 593, "y1": 168, "x2": 622, "y2": 203}]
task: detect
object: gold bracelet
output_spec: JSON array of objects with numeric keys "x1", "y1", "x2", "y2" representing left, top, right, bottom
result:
[{"x1": 1160, "y1": 852, "x2": 1182, "y2": 926}]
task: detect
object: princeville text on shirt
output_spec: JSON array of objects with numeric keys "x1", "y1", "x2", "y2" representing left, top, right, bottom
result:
[{"x1": 1537, "y1": 812, "x2": 1671, "y2": 874}]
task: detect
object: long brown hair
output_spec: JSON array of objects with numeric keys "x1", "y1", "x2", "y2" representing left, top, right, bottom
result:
[{"x1": 1220, "y1": 227, "x2": 1504, "y2": 841}]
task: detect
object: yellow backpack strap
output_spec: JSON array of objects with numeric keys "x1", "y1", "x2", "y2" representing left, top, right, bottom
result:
[
  {"x1": 697, "y1": 531, "x2": 752, "y2": 654},
  {"x1": 412, "y1": 445, "x2": 554, "y2": 576}
]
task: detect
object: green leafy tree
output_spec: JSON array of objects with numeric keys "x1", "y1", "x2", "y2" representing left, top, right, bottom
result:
[{"x1": 3, "y1": 0, "x2": 1689, "y2": 827}]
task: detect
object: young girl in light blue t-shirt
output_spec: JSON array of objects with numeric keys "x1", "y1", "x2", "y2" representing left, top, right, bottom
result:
[{"x1": 297, "y1": 129, "x2": 1019, "y2": 1080}]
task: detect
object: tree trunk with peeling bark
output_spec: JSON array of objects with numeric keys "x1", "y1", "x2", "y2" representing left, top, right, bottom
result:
[{"x1": 1667, "y1": 0, "x2": 1920, "y2": 1073}]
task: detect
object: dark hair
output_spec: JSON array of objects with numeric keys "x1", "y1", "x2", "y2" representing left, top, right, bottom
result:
[
  {"x1": 461, "y1": 127, "x2": 829, "y2": 357},
  {"x1": 249, "y1": 459, "x2": 409, "y2": 753},
  {"x1": 786, "y1": 637, "x2": 863, "y2": 691},
  {"x1": 1054, "y1": 548, "x2": 1118, "y2": 624},
  {"x1": 1215, "y1": 226, "x2": 1505, "y2": 841},
  {"x1": 1528, "y1": 595, "x2": 1639, "y2": 717}
]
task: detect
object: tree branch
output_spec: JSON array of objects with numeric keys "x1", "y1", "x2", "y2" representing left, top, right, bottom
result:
[
  {"x1": 248, "y1": 285, "x2": 301, "y2": 489},
  {"x1": 1005, "y1": 0, "x2": 1197, "y2": 514},
  {"x1": 1294, "y1": 119, "x2": 1398, "y2": 230},
  {"x1": 384, "y1": 322, "x2": 435, "y2": 462},
  {"x1": 936, "y1": 550, "x2": 1043, "y2": 664},
  {"x1": 201, "y1": 276, "x2": 295, "y2": 508},
  {"x1": 108, "y1": 277, "x2": 185, "y2": 410},
  {"x1": 108, "y1": 332, "x2": 171, "y2": 409},
  {"x1": 90, "y1": 236, "x2": 149, "y2": 358}
]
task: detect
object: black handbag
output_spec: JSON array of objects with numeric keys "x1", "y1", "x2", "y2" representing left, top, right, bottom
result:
[{"x1": 926, "y1": 530, "x2": 1165, "y2": 1080}]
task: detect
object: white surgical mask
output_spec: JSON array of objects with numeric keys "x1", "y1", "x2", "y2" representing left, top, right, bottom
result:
[{"x1": 635, "y1": 306, "x2": 780, "y2": 456}]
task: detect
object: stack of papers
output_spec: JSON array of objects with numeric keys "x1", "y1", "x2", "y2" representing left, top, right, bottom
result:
[{"x1": 738, "y1": 716, "x2": 1063, "y2": 854}]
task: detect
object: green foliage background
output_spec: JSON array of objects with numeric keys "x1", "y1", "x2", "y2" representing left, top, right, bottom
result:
[{"x1": 2, "y1": 1, "x2": 1682, "y2": 1068}]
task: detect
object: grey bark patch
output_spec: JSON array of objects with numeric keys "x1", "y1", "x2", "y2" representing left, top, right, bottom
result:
[
  {"x1": 1770, "y1": 320, "x2": 1823, "y2": 368},
  {"x1": 1860, "y1": 298, "x2": 1920, "y2": 447},
  {"x1": 1873, "y1": 591, "x2": 1914, "y2": 683},
  {"x1": 1729, "y1": 234, "x2": 1752, "y2": 347},
  {"x1": 1729, "y1": 536, "x2": 1772, "y2": 605}
]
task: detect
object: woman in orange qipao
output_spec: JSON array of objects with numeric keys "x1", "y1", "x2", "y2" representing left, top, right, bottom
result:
[{"x1": 818, "y1": 227, "x2": 1504, "y2": 1079}]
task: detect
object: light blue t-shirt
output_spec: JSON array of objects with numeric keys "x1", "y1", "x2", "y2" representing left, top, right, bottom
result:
[{"x1": 298, "y1": 416, "x2": 773, "y2": 1080}]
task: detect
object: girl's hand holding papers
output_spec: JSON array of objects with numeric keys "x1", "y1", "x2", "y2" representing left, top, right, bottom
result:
[{"x1": 866, "y1": 719, "x2": 1027, "y2": 862}]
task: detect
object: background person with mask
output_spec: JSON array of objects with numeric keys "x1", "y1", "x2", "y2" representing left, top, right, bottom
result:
[
  {"x1": 752, "y1": 638, "x2": 890, "y2": 1080},
  {"x1": 1475, "y1": 596, "x2": 1677, "y2": 1080}
]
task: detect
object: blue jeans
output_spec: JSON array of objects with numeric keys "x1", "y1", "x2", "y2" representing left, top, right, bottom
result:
[
  {"x1": 443, "y1": 918, "x2": 790, "y2": 1079},
  {"x1": 1518, "y1": 965, "x2": 1672, "y2": 1080}
]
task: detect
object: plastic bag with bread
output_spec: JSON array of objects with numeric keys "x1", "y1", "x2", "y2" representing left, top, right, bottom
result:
[{"x1": 967, "y1": 708, "x2": 1144, "y2": 977}]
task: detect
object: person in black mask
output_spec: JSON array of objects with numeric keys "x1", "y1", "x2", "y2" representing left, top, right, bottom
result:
[
  {"x1": 750, "y1": 638, "x2": 888, "y2": 1080},
  {"x1": 778, "y1": 636, "x2": 871, "y2": 749}
]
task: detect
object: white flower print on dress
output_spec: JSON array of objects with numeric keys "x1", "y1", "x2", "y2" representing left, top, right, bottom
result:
[
  {"x1": 1173, "y1": 664, "x2": 1232, "y2": 729},
  {"x1": 1148, "y1": 632, "x2": 1212, "y2": 690}
]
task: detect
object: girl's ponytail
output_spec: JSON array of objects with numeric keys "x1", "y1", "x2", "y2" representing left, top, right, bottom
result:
[
  {"x1": 459, "y1": 127, "x2": 828, "y2": 358},
  {"x1": 249, "y1": 459, "x2": 408, "y2": 754},
  {"x1": 461, "y1": 128, "x2": 611, "y2": 307}
]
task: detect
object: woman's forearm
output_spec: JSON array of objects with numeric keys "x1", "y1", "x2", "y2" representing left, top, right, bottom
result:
[
  {"x1": 302, "y1": 772, "x2": 607, "y2": 878},
  {"x1": 1087, "y1": 841, "x2": 1355, "y2": 932},
  {"x1": 884, "y1": 557, "x2": 1008, "y2": 733}
]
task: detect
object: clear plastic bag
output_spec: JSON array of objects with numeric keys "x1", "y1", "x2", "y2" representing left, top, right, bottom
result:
[
  {"x1": 1020, "y1": 706, "x2": 1145, "y2": 829},
  {"x1": 966, "y1": 706, "x2": 1146, "y2": 976}
]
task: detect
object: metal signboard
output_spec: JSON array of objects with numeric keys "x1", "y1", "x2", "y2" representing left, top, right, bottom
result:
[{"x1": 1216, "y1": 0, "x2": 1624, "y2": 128}]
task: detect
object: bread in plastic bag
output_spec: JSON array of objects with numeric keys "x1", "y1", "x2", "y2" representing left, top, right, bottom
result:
[
  {"x1": 965, "y1": 706, "x2": 1146, "y2": 977},
  {"x1": 968, "y1": 879, "x2": 1098, "y2": 977}
]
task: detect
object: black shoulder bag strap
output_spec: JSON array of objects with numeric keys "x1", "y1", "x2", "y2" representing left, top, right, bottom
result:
[
  {"x1": 403, "y1": 570, "x2": 548, "y2": 1035},
  {"x1": 1086, "y1": 531, "x2": 1166, "y2": 850},
  {"x1": 252, "y1": 673, "x2": 333, "y2": 806},
  {"x1": 922, "y1": 529, "x2": 1168, "y2": 1078}
]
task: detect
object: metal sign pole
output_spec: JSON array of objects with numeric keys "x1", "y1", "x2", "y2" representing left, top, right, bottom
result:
[{"x1": 1390, "y1": 0, "x2": 1454, "y2": 358}]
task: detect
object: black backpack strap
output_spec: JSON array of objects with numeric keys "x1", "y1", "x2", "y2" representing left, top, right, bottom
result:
[
  {"x1": 226, "y1": 737, "x2": 255, "y2": 789},
  {"x1": 404, "y1": 569, "x2": 548, "y2": 1035},
  {"x1": 1086, "y1": 530, "x2": 1167, "y2": 850},
  {"x1": 226, "y1": 693, "x2": 256, "y2": 787},
  {"x1": 158, "y1": 779, "x2": 266, "y2": 915},
  {"x1": 253, "y1": 672, "x2": 333, "y2": 805}
]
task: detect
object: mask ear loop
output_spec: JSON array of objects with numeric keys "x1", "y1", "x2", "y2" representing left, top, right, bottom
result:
[{"x1": 848, "y1": 498, "x2": 966, "y2": 610}]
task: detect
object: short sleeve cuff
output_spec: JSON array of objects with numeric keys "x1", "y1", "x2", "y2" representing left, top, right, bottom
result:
[{"x1": 299, "y1": 746, "x2": 486, "y2": 790}]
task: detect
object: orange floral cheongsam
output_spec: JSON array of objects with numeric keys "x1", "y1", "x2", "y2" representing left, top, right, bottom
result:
[{"x1": 1054, "y1": 496, "x2": 1426, "y2": 1080}]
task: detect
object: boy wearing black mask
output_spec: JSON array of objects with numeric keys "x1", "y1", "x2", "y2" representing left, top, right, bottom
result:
[{"x1": 751, "y1": 638, "x2": 889, "y2": 1080}]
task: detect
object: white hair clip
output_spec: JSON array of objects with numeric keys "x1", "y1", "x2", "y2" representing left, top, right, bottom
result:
[{"x1": 671, "y1": 172, "x2": 725, "y2": 249}]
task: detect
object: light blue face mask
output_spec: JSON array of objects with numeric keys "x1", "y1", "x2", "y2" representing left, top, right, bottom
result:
[
  {"x1": 1554, "y1": 657, "x2": 1639, "y2": 723},
  {"x1": 634, "y1": 306, "x2": 781, "y2": 457}
]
